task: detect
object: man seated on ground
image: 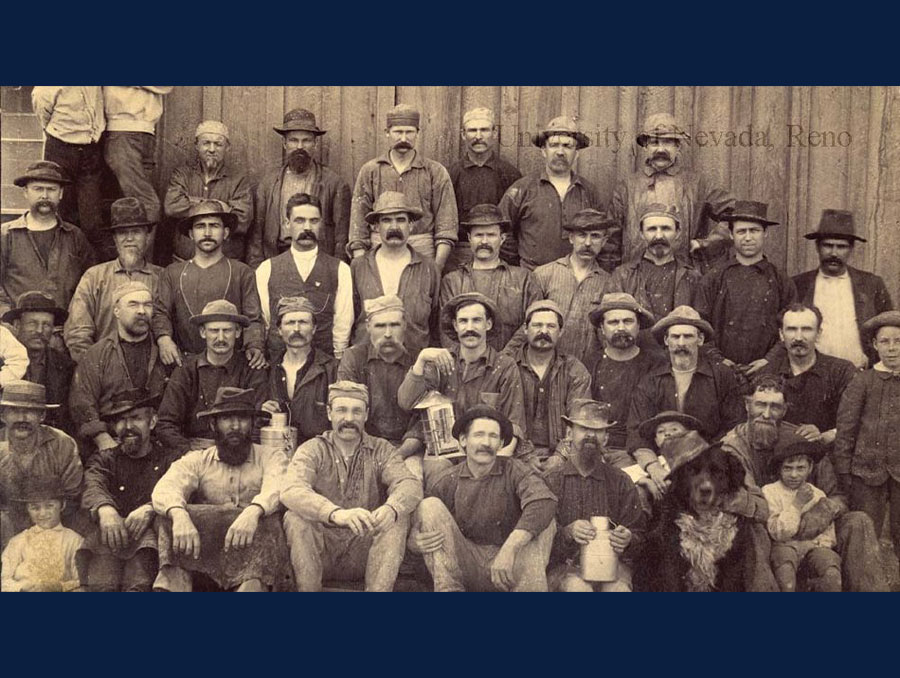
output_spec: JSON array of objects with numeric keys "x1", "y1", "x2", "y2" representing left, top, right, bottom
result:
[
  {"x1": 280, "y1": 381, "x2": 422, "y2": 592},
  {"x1": 409, "y1": 405, "x2": 557, "y2": 591},
  {"x1": 151, "y1": 387, "x2": 291, "y2": 592}
]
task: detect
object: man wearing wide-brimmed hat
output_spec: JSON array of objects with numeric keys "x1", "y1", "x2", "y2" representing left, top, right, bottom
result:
[
  {"x1": 499, "y1": 116, "x2": 601, "y2": 270},
  {"x1": 156, "y1": 299, "x2": 267, "y2": 456},
  {"x1": 695, "y1": 200, "x2": 797, "y2": 373},
  {"x1": 164, "y1": 120, "x2": 253, "y2": 261},
  {"x1": 609, "y1": 111, "x2": 734, "y2": 271},
  {"x1": 789, "y1": 209, "x2": 894, "y2": 369},
  {"x1": 152, "y1": 386, "x2": 291, "y2": 592},
  {"x1": 0, "y1": 381, "x2": 84, "y2": 541},
  {"x1": 70, "y1": 281, "x2": 172, "y2": 454},
  {"x1": 543, "y1": 399, "x2": 646, "y2": 592},
  {"x1": 153, "y1": 199, "x2": 265, "y2": 366},
  {"x1": 248, "y1": 109, "x2": 351, "y2": 266},
  {"x1": 281, "y1": 381, "x2": 422, "y2": 591},
  {"x1": 0, "y1": 161, "x2": 94, "y2": 319},
  {"x1": 349, "y1": 104, "x2": 458, "y2": 270},
  {"x1": 532, "y1": 208, "x2": 616, "y2": 365},
  {"x1": 439, "y1": 204, "x2": 541, "y2": 351},
  {"x1": 63, "y1": 197, "x2": 163, "y2": 362},
  {"x1": 445, "y1": 107, "x2": 522, "y2": 273},
  {"x1": 3, "y1": 291, "x2": 74, "y2": 430},
  {"x1": 350, "y1": 191, "x2": 440, "y2": 356}
]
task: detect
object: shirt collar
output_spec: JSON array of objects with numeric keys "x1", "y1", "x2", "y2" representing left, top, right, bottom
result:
[
  {"x1": 458, "y1": 457, "x2": 505, "y2": 478},
  {"x1": 453, "y1": 343, "x2": 495, "y2": 366},
  {"x1": 539, "y1": 168, "x2": 584, "y2": 187},
  {"x1": 816, "y1": 269, "x2": 850, "y2": 281},
  {"x1": 197, "y1": 351, "x2": 237, "y2": 369},
  {"x1": 365, "y1": 341, "x2": 411, "y2": 364},
  {"x1": 652, "y1": 356, "x2": 713, "y2": 377},
  {"x1": 290, "y1": 245, "x2": 319, "y2": 265},
  {"x1": 113, "y1": 258, "x2": 153, "y2": 274},
  {"x1": 560, "y1": 457, "x2": 612, "y2": 479},
  {"x1": 462, "y1": 150, "x2": 497, "y2": 169},
  {"x1": 375, "y1": 151, "x2": 426, "y2": 170},
  {"x1": 193, "y1": 158, "x2": 230, "y2": 179},
  {"x1": 873, "y1": 362, "x2": 900, "y2": 378},
  {"x1": 30, "y1": 523, "x2": 66, "y2": 534}
]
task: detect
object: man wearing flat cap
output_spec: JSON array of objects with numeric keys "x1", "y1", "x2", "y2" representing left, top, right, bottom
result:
[
  {"x1": 259, "y1": 296, "x2": 337, "y2": 445},
  {"x1": 499, "y1": 116, "x2": 601, "y2": 270},
  {"x1": 409, "y1": 405, "x2": 557, "y2": 591},
  {"x1": 164, "y1": 120, "x2": 253, "y2": 261},
  {"x1": 152, "y1": 386, "x2": 291, "y2": 592},
  {"x1": 511, "y1": 299, "x2": 591, "y2": 465},
  {"x1": 64, "y1": 197, "x2": 163, "y2": 362},
  {"x1": 446, "y1": 107, "x2": 522, "y2": 272},
  {"x1": 609, "y1": 112, "x2": 734, "y2": 271},
  {"x1": 1, "y1": 161, "x2": 94, "y2": 319},
  {"x1": 439, "y1": 204, "x2": 541, "y2": 351},
  {"x1": 531, "y1": 208, "x2": 615, "y2": 365},
  {"x1": 281, "y1": 381, "x2": 422, "y2": 591},
  {"x1": 156, "y1": 299, "x2": 268, "y2": 456},
  {"x1": 350, "y1": 191, "x2": 440, "y2": 356},
  {"x1": 70, "y1": 281, "x2": 171, "y2": 455},
  {"x1": 349, "y1": 104, "x2": 458, "y2": 272},
  {"x1": 152, "y1": 199, "x2": 265, "y2": 367},
  {"x1": 248, "y1": 109, "x2": 351, "y2": 266},
  {"x1": 3, "y1": 292, "x2": 75, "y2": 431}
]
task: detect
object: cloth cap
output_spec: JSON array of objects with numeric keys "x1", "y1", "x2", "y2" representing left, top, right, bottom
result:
[
  {"x1": 1, "y1": 290, "x2": 67, "y2": 325},
  {"x1": 0, "y1": 380, "x2": 59, "y2": 410},
  {"x1": 386, "y1": 104, "x2": 420, "y2": 128},
  {"x1": 532, "y1": 115, "x2": 590, "y2": 149},
  {"x1": 365, "y1": 191, "x2": 424, "y2": 225},
  {"x1": 524, "y1": 299, "x2": 565, "y2": 327},
  {"x1": 462, "y1": 107, "x2": 495, "y2": 127},
  {"x1": 195, "y1": 120, "x2": 229, "y2": 140},
  {"x1": 113, "y1": 281, "x2": 152, "y2": 305},
  {"x1": 108, "y1": 196, "x2": 155, "y2": 231},
  {"x1": 561, "y1": 399, "x2": 615, "y2": 430},
  {"x1": 636, "y1": 112, "x2": 691, "y2": 147},
  {"x1": 328, "y1": 380, "x2": 369, "y2": 407},
  {"x1": 563, "y1": 208, "x2": 618, "y2": 233},
  {"x1": 589, "y1": 292, "x2": 655, "y2": 329},
  {"x1": 804, "y1": 209, "x2": 866, "y2": 243},
  {"x1": 275, "y1": 296, "x2": 319, "y2": 324},
  {"x1": 13, "y1": 160, "x2": 70, "y2": 187},
  {"x1": 189, "y1": 299, "x2": 250, "y2": 327},
  {"x1": 639, "y1": 202, "x2": 681, "y2": 227},
  {"x1": 650, "y1": 305, "x2": 715, "y2": 343},
  {"x1": 364, "y1": 295, "x2": 405, "y2": 318}
]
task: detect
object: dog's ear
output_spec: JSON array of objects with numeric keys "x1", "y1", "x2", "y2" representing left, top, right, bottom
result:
[{"x1": 725, "y1": 452, "x2": 748, "y2": 494}]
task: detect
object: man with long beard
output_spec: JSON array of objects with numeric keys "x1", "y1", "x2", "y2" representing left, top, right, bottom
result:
[
  {"x1": 152, "y1": 387, "x2": 291, "y2": 592},
  {"x1": 249, "y1": 109, "x2": 351, "y2": 266},
  {"x1": 64, "y1": 198, "x2": 163, "y2": 362}
]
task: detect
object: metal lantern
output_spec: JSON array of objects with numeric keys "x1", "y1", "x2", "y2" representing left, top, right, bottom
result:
[{"x1": 413, "y1": 390, "x2": 461, "y2": 458}]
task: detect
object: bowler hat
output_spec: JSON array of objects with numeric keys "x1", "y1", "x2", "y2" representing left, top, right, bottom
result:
[
  {"x1": 562, "y1": 399, "x2": 615, "y2": 430},
  {"x1": 190, "y1": 299, "x2": 250, "y2": 327},
  {"x1": 638, "y1": 410, "x2": 702, "y2": 443},
  {"x1": 563, "y1": 208, "x2": 618, "y2": 233},
  {"x1": 804, "y1": 209, "x2": 866, "y2": 243},
  {"x1": 459, "y1": 204, "x2": 510, "y2": 232},
  {"x1": 589, "y1": 292, "x2": 655, "y2": 329},
  {"x1": 636, "y1": 113, "x2": 691, "y2": 147},
  {"x1": 452, "y1": 404, "x2": 513, "y2": 446},
  {"x1": 768, "y1": 428, "x2": 826, "y2": 473},
  {"x1": 13, "y1": 160, "x2": 71, "y2": 187},
  {"x1": 720, "y1": 200, "x2": 779, "y2": 227},
  {"x1": 196, "y1": 386, "x2": 270, "y2": 420},
  {"x1": 364, "y1": 191, "x2": 424, "y2": 225},
  {"x1": 100, "y1": 388, "x2": 161, "y2": 422},
  {"x1": 179, "y1": 199, "x2": 238, "y2": 234},
  {"x1": 650, "y1": 305, "x2": 715, "y2": 344},
  {"x1": 1, "y1": 290, "x2": 67, "y2": 325},
  {"x1": 273, "y1": 108, "x2": 326, "y2": 136},
  {"x1": 107, "y1": 197, "x2": 156, "y2": 231},
  {"x1": 0, "y1": 380, "x2": 59, "y2": 410},
  {"x1": 532, "y1": 116, "x2": 591, "y2": 150}
]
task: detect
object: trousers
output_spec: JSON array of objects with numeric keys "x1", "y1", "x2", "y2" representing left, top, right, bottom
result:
[
  {"x1": 851, "y1": 475, "x2": 900, "y2": 561},
  {"x1": 104, "y1": 131, "x2": 160, "y2": 253},
  {"x1": 772, "y1": 543, "x2": 841, "y2": 592},
  {"x1": 84, "y1": 549, "x2": 157, "y2": 592}
]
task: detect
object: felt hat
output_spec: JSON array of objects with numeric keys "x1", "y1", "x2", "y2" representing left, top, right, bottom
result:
[
  {"x1": 112, "y1": 281, "x2": 152, "y2": 305},
  {"x1": 660, "y1": 430, "x2": 711, "y2": 475},
  {"x1": 636, "y1": 112, "x2": 691, "y2": 147},
  {"x1": 0, "y1": 380, "x2": 59, "y2": 410},
  {"x1": 862, "y1": 310, "x2": 900, "y2": 339},
  {"x1": 100, "y1": 388, "x2": 161, "y2": 422},
  {"x1": 639, "y1": 202, "x2": 681, "y2": 227},
  {"x1": 451, "y1": 404, "x2": 513, "y2": 446},
  {"x1": 189, "y1": 299, "x2": 250, "y2": 327},
  {"x1": 106, "y1": 197, "x2": 156, "y2": 231},
  {"x1": 386, "y1": 104, "x2": 420, "y2": 129},
  {"x1": 532, "y1": 116, "x2": 590, "y2": 150},
  {"x1": 768, "y1": 427, "x2": 826, "y2": 473},
  {"x1": 563, "y1": 208, "x2": 618, "y2": 233},
  {"x1": 13, "y1": 160, "x2": 70, "y2": 187},
  {"x1": 364, "y1": 295, "x2": 405, "y2": 318},
  {"x1": 441, "y1": 291, "x2": 499, "y2": 336},
  {"x1": 459, "y1": 204, "x2": 510, "y2": 232},
  {"x1": 720, "y1": 200, "x2": 779, "y2": 227},
  {"x1": 650, "y1": 305, "x2": 715, "y2": 343},
  {"x1": 328, "y1": 381, "x2": 369, "y2": 407},
  {"x1": 561, "y1": 399, "x2": 615, "y2": 430},
  {"x1": 364, "y1": 191, "x2": 424, "y2": 225},
  {"x1": 273, "y1": 108, "x2": 326, "y2": 136},
  {"x1": 1, "y1": 290, "x2": 67, "y2": 325},
  {"x1": 274, "y1": 296, "x2": 319, "y2": 324},
  {"x1": 638, "y1": 410, "x2": 702, "y2": 443},
  {"x1": 11, "y1": 476, "x2": 65, "y2": 503},
  {"x1": 803, "y1": 209, "x2": 866, "y2": 243},
  {"x1": 196, "y1": 386, "x2": 270, "y2": 420},
  {"x1": 589, "y1": 292, "x2": 655, "y2": 329},
  {"x1": 524, "y1": 299, "x2": 565, "y2": 327},
  {"x1": 179, "y1": 198, "x2": 238, "y2": 234},
  {"x1": 195, "y1": 120, "x2": 229, "y2": 139}
]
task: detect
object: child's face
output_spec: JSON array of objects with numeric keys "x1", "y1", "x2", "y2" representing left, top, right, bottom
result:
[
  {"x1": 26, "y1": 499, "x2": 63, "y2": 529},
  {"x1": 780, "y1": 455, "x2": 812, "y2": 490},
  {"x1": 873, "y1": 326, "x2": 900, "y2": 371},
  {"x1": 655, "y1": 421, "x2": 689, "y2": 448}
]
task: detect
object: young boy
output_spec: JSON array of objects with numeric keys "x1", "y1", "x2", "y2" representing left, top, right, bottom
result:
[
  {"x1": 763, "y1": 430, "x2": 841, "y2": 592},
  {"x1": 632, "y1": 411, "x2": 702, "y2": 501},
  {"x1": 1, "y1": 477, "x2": 83, "y2": 592},
  {"x1": 834, "y1": 310, "x2": 900, "y2": 566}
]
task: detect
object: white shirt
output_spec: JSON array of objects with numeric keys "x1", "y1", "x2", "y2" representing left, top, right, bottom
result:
[
  {"x1": 813, "y1": 271, "x2": 868, "y2": 368},
  {"x1": 255, "y1": 246, "x2": 354, "y2": 357},
  {"x1": 0, "y1": 325, "x2": 29, "y2": 387}
]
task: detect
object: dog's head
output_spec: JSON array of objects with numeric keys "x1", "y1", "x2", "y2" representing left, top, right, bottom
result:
[{"x1": 670, "y1": 445, "x2": 746, "y2": 515}]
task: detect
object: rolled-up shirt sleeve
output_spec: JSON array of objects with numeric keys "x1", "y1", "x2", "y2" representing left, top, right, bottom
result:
[
  {"x1": 280, "y1": 441, "x2": 341, "y2": 523},
  {"x1": 152, "y1": 452, "x2": 202, "y2": 515},
  {"x1": 430, "y1": 165, "x2": 459, "y2": 248},
  {"x1": 250, "y1": 446, "x2": 288, "y2": 515},
  {"x1": 511, "y1": 460, "x2": 557, "y2": 536},
  {"x1": 332, "y1": 261, "x2": 354, "y2": 357},
  {"x1": 376, "y1": 442, "x2": 423, "y2": 517}
]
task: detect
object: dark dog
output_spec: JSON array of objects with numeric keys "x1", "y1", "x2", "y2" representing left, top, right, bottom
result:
[{"x1": 635, "y1": 445, "x2": 768, "y2": 591}]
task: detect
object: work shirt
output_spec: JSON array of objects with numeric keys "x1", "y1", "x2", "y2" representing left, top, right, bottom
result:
[
  {"x1": 448, "y1": 151, "x2": 522, "y2": 241},
  {"x1": 349, "y1": 152, "x2": 458, "y2": 253},
  {"x1": 23, "y1": 345, "x2": 75, "y2": 431},
  {"x1": 260, "y1": 349, "x2": 337, "y2": 445},
  {"x1": 32, "y1": 86, "x2": 105, "y2": 144},
  {"x1": 592, "y1": 349, "x2": 665, "y2": 449},
  {"x1": 603, "y1": 253, "x2": 699, "y2": 327},
  {"x1": 63, "y1": 257, "x2": 163, "y2": 362},
  {"x1": 281, "y1": 431, "x2": 422, "y2": 523},
  {"x1": 499, "y1": 170, "x2": 600, "y2": 269},
  {"x1": 102, "y1": 86, "x2": 172, "y2": 134},
  {"x1": 426, "y1": 456, "x2": 557, "y2": 546},
  {"x1": 152, "y1": 443, "x2": 287, "y2": 516}
]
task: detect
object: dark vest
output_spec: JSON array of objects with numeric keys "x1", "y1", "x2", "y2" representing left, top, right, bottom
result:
[{"x1": 267, "y1": 250, "x2": 339, "y2": 356}]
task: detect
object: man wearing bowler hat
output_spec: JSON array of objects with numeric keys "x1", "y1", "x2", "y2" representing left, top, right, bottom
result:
[
  {"x1": 348, "y1": 104, "x2": 458, "y2": 271},
  {"x1": 500, "y1": 116, "x2": 601, "y2": 270},
  {"x1": 0, "y1": 161, "x2": 94, "y2": 319},
  {"x1": 609, "y1": 112, "x2": 734, "y2": 271},
  {"x1": 64, "y1": 197, "x2": 163, "y2": 362},
  {"x1": 543, "y1": 399, "x2": 645, "y2": 592},
  {"x1": 409, "y1": 405, "x2": 557, "y2": 591},
  {"x1": 248, "y1": 109, "x2": 351, "y2": 266},
  {"x1": 439, "y1": 204, "x2": 541, "y2": 351},
  {"x1": 152, "y1": 200, "x2": 265, "y2": 367},
  {"x1": 164, "y1": 120, "x2": 253, "y2": 261}
]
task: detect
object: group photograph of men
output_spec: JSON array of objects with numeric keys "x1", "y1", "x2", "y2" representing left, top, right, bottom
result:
[{"x1": 0, "y1": 85, "x2": 897, "y2": 592}]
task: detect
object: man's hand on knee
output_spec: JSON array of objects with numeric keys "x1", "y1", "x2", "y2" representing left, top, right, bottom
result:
[
  {"x1": 410, "y1": 528, "x2": 445, "y2": 554},
  {"x1": 370, "y1": 504, "x2": 399, "y2": 534},
  {"x1": 331, "y1": 508, "x2": 376, "y2": 536},
  {"x1": 170, "y1": 508, "x2": 201, "y2": 559},
  {"x1": 225, "y1": 504, "x2": 264, "y2": 551}
]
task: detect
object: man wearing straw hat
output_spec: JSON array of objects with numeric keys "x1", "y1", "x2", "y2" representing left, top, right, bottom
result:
[
  {"x1": 281, "y1": 381, "x2": 422, "y2": 591},
  {"x1": 543, "y1": 399, "x2": 645, "y2": 592},
  {"x1": 156, "y1": 299, "x2": 267, "y2": 456},
  {"x1": 152, "y1": 386, "x2": 291, "y2": 592},
  {"x1": 349, "y1": 103, "x2": 458, "y2": 271}
]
